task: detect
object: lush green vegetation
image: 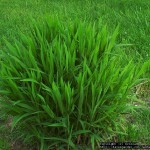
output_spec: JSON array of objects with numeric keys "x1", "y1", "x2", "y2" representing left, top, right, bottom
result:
[
  {"x1": 1, "y1": 0, "x2": 150, "y2": 59},
  {"x1": 0, "y1": 0, "x2": 149, "y2": 149}
]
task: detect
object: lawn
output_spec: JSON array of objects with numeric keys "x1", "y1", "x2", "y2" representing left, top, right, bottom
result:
[
  {"x1": 0, "y1": 0, "x2": 149, "y2": 149},
  {"x1": 1, "y1": 0, "x2": 150, "y2": 58}
]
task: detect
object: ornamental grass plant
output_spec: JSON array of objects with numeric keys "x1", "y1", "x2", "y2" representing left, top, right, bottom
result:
[{"x1": 0, "y1": 17, "x2": 149, "y2": 149}]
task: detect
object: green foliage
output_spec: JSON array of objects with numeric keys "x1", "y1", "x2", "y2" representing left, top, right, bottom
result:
[
  {"x1": 125, "y1": 107, "x2": 150, "y2": 144},
  {"x1": 0, "y1": 139, "x2": 10, "y2": 150},
  {"x1": 0, "y1": 113, "x2": 10, "y2": 150},
  {"x1": 0, "y1": 0, "x2": 150, "y2": 61},
  {"x1": 0, "y1": 17, "x2": 148, "y2": 149}
]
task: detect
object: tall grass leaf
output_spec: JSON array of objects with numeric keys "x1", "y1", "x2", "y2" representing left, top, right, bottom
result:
[
  {"x1": 41, "y1": 122, "x2": 66, "y2": 128},
  {"x1": 20, "y1": 78, "x2": 39, "y2": 84},
  {"x1": 77, "y1": 73, "x2": 84, "y2": 120},
  {"x1": 52, "y1": 82, "x2": 64, "y2": 114},
  {"x1": 91, "y1": 135, "x2": 95, "y2": 150},
  {"x1": 107, "y1": 25, "x2": 119, "y2": 52},
  {"x1": 44, "y1": 137, "x2": 75, "y2": 149},
  {"x1": 72, "y1": 130, "x2": 91, "y2": 136},
  {"x1": 15, "y1": 102, "x2": 34, "y2": 111},
  {"x1": 11, "y1": 111, "x2": 42, "y2": 131},
  {"x1": 42, "y1": 105, "x2": 55, "y2": 118}
]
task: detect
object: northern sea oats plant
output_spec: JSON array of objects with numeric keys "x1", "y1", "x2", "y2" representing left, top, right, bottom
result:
[{"x1": 0, "y1": 17, "x2": 149, "y2": 149}]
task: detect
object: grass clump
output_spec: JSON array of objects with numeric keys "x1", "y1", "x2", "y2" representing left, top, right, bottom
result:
[{"x1": 0, "y1": 17, "x2": 148, "y2": 149}]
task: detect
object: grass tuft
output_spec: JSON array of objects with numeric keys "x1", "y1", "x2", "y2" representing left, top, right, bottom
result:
[{"x1": 0, "y1": 17, "x2": 149, "y2": 149}]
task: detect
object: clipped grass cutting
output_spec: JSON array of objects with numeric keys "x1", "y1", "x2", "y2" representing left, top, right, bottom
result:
[{"x1": 0, "y1": 17, "x2": 149, "y2": 149}]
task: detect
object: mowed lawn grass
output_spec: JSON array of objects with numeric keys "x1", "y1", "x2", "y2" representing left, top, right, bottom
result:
[{"x1": 0, "y1": 0, "x2": 149, "y2": 149}]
